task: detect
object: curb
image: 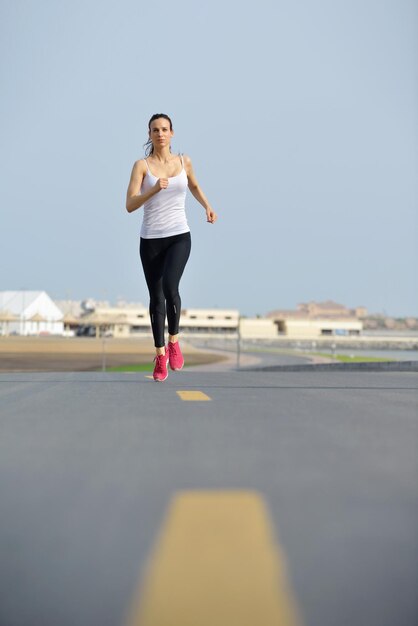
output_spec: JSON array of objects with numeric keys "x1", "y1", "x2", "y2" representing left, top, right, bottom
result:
[{"x1": 244, "y1": 360, "x2": 418, "y2": 373}]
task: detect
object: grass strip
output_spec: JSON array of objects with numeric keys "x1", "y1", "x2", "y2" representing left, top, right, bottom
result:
[{"x1": 311, "y1": 353, "x2": 396, "y2": 363}]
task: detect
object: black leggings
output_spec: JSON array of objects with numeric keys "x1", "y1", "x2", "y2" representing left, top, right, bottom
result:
[{"x1": 139, "y1": 232, "x2": 191, "y2": 348}]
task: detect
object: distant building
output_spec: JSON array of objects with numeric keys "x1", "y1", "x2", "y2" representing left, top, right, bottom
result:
[
  {"x1": 267, "y1": 300, "x2": 365, "y2": 320},
  {"x1": 77, "y1": 305, "x2": 280, "y2": 339},
  {"x1": 0, "y1": 291, "x2": 64, "y2": 335},
  {"x1": 54, "y1": 299, "x2": 120, "y2": 317},
  {"x1": 85, "y1": 305, "x2": 279, "y2": 339},
  {"x1": 266, "y1": 300, "x2": 363, "y2": 338},
  {"x1": 180, "y1": 309, "x2": 239, "y2": 334},
  {"x1": 78, "y1": 304, "x2": 150, "y2": 338},
  {"x1": 0, "y1": 292, "x2": 367, "y2": 340},
  {"x1": 79, "y1": 305, "x2": 242, "y2": 338},
  {"x1": 239, "y1": 317, "x2": 277, "y2": 339}
]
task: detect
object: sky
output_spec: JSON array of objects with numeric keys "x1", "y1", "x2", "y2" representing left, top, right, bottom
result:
[{"x1": 1, "y1": 0, "x2": 417, "y2": 317}]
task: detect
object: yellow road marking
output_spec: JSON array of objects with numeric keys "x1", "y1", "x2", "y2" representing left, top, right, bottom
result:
[
  {"x1": 145, "y1": 375, "x2": 154, "y2": 379},
  {"x1": 125, "y1": 490, "x2": 302, "y2": 626},
  {"x1": 176, "y1": 390, "x2": 211, "y2": 401}
]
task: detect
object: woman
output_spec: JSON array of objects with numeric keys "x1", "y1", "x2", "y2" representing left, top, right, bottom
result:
[{"x1": 126, "y1": 113, "x2": 217, "y2": 381}]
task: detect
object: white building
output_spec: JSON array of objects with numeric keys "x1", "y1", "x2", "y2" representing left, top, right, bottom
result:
[
  {"x1": 278, "y1": 317, "x2": 362, "y2": 338},
  {"x1": 0, "y1": 291, "x2": 64, "y2": 336},
  {"x1": 239, "y1": 317, "x2": 278, "y2": 339},
  {"x1": 181, "y1": 308, "x2": 239, "y2": 334},
  {"x1": 85, "y1": 306, "x2": 280, "y2": 339}
]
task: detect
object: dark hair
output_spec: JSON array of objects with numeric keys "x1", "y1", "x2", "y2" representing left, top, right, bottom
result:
[{"x1": 144, "y1": 113, "x2": 173, "y2": 157}]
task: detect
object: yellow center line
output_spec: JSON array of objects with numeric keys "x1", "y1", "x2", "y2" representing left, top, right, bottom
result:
[
  {"x1": 176, "y1": 390, "x2": 211, "y2": 401},
  {"x1": 125, "y1": 490, "x2": 303, "y2": 626}
]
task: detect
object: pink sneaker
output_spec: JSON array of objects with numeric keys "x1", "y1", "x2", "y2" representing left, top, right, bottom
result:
[
  {"x1": 167, "y1": 341, "x2": 184, "y2": 371},
  {"x1": 153, "y1": 352, "x2": 169, "y2": 382}
]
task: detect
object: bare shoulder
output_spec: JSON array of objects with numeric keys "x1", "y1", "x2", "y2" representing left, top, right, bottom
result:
[
  {"x1": 131, "y1": 159, "x2": 147, "y2": 181},
  {"x1": 182, "y1": 153, "x2": 194, "y2": 173},
  {"x1": 127, "y1": 159, "x2": 146, "y2": 194},
  {"x1": 134, "y1": 158, "x2": 147, "y2": 173}
]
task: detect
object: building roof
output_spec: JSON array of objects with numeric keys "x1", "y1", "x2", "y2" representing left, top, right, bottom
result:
[
  {"x1": 0, "y1": 291, "x2": 64, "y2": 320},
  {"x1": 299, "y1": 300, "x2": 347, "y2": 311},
  {"x1": 267, "y1": 300, "x2": 359, "y2": 320}
]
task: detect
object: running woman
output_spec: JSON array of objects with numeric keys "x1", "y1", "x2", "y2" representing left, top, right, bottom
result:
[{"x1": 126, "y1": 113, "x2": 217, "y2": 381}]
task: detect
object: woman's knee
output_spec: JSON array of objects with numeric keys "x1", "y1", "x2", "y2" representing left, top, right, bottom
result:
[
  {"x1": 162, "y1": 276, "x2": 180, "y2": 302},
  {"x1": 163, "y1": 287, "x2": 180, "y2": 305},
  {"x1": 150, "y1": 293, "x2": 165, "y2": 312}
]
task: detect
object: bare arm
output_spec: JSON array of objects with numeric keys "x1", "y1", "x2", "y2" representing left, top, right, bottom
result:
[
  {"x1": 184, "y1": 155, "x2": 218, "y2": 223},
  {"x1": 125, "y1": 160, "x2": 168, "y2": 213}
]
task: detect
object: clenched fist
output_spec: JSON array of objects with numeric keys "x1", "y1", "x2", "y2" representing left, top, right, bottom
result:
[
  {"x1": 154, "y1": 178, "x2": 169, "y2": 191},
  {"x1": 206, "y1": 208, "x2": 218, "y2": 224}
]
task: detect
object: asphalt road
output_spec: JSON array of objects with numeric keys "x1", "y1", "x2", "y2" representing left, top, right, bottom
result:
[{"x1": 0, "y1": 370, "x2": 417, "y2": 626}]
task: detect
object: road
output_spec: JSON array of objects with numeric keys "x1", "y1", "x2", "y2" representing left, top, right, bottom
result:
[{"x1": 0, "y1": 370, "x2": 417, "y2": 626}]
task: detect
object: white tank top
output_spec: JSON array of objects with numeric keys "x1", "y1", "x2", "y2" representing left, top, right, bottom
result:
[{"x1": 140, "y1": 154, "x2": 190, "y2": 239}]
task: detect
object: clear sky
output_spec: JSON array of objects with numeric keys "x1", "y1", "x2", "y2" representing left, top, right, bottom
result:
[{"x1": 1, "y1": 0, "x2": 417, "y2": 317}]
